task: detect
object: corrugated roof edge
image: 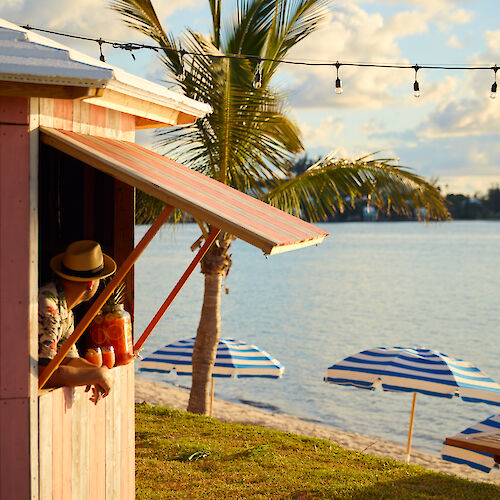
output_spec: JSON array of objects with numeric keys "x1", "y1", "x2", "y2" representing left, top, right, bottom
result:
[{"x1": 0, "y1": 18, "x2": 212, "y2": 118}]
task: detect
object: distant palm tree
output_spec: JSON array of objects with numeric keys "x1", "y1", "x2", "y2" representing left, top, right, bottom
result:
[{"x1": 112, "y1": 0, "x2": 449, "y2": 415}]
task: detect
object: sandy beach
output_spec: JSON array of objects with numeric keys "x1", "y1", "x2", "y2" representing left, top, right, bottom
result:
[{"x1": 136, "y1": 377, "x2": 500, "y2": 485}]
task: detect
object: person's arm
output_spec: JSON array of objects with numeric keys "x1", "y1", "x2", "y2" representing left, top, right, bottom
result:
[{"x1": 38, "y1": 358, "x2": 112, "y2": 402}]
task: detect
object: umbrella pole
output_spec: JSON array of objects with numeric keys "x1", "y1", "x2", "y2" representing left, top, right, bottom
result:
[
  {"x1": 210, "y1": 377, "x2": 214, "y2": 417},
  {"x1": 405, "y1": 392, "x2": 417, "y2": 463}
]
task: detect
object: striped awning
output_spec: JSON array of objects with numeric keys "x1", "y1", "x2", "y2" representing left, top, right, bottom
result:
[{"x1": 40, "y1": 127, "x2": 328, "y2": 255}]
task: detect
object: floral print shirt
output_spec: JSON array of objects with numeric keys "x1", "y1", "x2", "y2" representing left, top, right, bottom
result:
[{"x1": 38, "y1": 281, "x2": 79, "y2": 364}]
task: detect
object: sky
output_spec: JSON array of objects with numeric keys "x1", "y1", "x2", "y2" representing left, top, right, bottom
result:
[{"x1": 1, "y1": 0, "x2": 499, "y2": 195}]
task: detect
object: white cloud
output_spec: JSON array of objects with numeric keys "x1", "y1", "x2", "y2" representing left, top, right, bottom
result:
[
  {"x1": 485, "y1": 30, "x2": 500, "y2": 52},
  {"x1": 419, "y1": 98, "x2": 499, "y2": 139},
  {"x1": 0, "y1": 0, "x2": 201, "y2": 43},
  {"x1": 363, "y1": 119, "x2": 386, "y2": 136},
  {"x1": 402, "y1": 75, "x2": 461, "y2": 106},
  {"x1": 286, "y1": 3, "x2": 416, "y2": 109},
  {"x1": 435, "y1": 8, "x2": 473, "y2": 30},
  {"x1": 285, "y1": 0, "x2": 475, "y2": 111},
  {"x1": 439, "y1": 175, "x2": 500, "y2": 196},
  {"x1": 360, "y1": 0, "x2": 474, "y2": 26},
  {"x1": 417, "y1": 27, "x2": 500, "y2": 141},
  {"x1": 446, "y1": 35, "x2": 462, "y2": 48},
  {"x1": 1, "y1": 0, "x2": 130, "y2": 39},
  {"x1": 301, "y1": 116, "x2": 344, "y2": 149}
]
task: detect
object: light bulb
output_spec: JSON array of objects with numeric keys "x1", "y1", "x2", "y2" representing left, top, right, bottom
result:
[
  {"x1": 253, "y1": 62, "x2": 263, "y2": 89},
  {"x1": 490, "y1": 81, "x2": 497, "y2": 99},
  {"x1": 98, "y1": 40, "x2": 105, "y2": 63},
  {"x1": 335, "y1": 77, "x2": 343, "y2": 94},
  {"x1": 253, "y1": 73, "x2": 262, "y2": 89},
  {"x1": 413, "y1": 80, "x2": 421, "y2": 98},
  {"x1": 178, "y1": 50, "x2": 186, "y2": 81}
]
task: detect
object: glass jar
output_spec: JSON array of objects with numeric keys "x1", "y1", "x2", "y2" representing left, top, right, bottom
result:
[{"x1": 89, "y1": 304, "x2": 133, "y2": 366}]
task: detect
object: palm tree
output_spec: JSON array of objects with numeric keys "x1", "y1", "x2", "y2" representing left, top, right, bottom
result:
[{"x1": 112, "y1": 0, "x2": 449, "y2": 415}]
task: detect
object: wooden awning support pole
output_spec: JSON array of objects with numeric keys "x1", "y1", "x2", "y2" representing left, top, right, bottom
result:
[
  {"x1": 134, "y1": 228, "x2": 221, "y2": 353},
  {"x1": 38, "y1": 205, "x2": 175, "y2": 390}
]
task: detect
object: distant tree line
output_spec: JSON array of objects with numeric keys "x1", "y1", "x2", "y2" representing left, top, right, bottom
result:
[
  {"x1": 445, "y1": 187, "x2": 500, "y2": 219},
  {"x1": 317, "y1": 186, "x2": 500, "y2": 222}
]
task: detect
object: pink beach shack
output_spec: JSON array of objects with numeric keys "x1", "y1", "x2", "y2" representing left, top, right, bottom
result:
[{"x1": 0, "y1": 19, "x2": 328, "y2": 499}]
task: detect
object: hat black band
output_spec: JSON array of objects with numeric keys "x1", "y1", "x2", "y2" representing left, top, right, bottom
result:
[{"x1": 61, "y1": 262, "x2": 104, "y2": 278}]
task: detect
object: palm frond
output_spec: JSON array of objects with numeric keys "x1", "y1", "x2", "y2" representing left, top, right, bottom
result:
[
  {"x1": 261, "y1": 0, "x2": 330, "y2": 81},
  {"x1": 135, "y1": 189, "x2": 184, "y2": 224},
  {"x1": 209, "y1": 0, "x2": 222, "y2": 48},
  {"x1": 263, "y1": 154, "x2": 450, "y2": 221},
  {"x1": 110, "y1": 0, "x2": 184, "y2": 78},
  {"x1": 152, "y1": 29, "x2": 303, "y2": 189},
  {"x1": 227, "y1": 0, "x2": 277, "y2": 55}
]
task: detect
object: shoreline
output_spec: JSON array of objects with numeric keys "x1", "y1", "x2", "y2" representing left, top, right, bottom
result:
[{"x1": 135, "y1": 377, "x2": 500, "y2": 485}]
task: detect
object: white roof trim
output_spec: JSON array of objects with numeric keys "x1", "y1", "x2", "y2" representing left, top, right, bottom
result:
[{"x1": 0, "y1": 18, "x2": 211, "y2": 118}]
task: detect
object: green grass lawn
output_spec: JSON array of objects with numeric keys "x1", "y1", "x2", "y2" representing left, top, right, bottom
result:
[{"x1": 135, "y1": 404, "x2": 500, "y2": 499}]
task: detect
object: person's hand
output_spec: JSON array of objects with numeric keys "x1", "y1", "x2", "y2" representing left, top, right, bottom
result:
[{"x1": 85, "y1": 367, "x2": 113, "y2": 404}]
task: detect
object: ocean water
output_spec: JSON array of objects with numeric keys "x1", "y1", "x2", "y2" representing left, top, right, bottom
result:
[{"x1": 134, "y1": 221, "x2": 500, "y2": 455}]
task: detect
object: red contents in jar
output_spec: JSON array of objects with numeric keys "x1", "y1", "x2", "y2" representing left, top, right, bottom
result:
[{"x1": 89, "y1": 305, "x2": 133, "y2": 366}]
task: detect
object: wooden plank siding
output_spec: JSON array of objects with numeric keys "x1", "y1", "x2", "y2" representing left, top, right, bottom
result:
[
  {"x1": 39, "y1": 364, "x2": 135, "y2": 500},
  {"x1": 38, "y1": 99, "x2": 136, "y2": 141},
  {"x1": 0, "y1": 96, "x2": 137, "y2": 498},
  {"x1": 35, "y1": 97, "x2": 136, "y2": 499},
  {"x1": 0, "y1": 96, "x2": 34, "y2": 500},
  {"x1": 29, "y1": 97, "x2": 41, "y2": 500}
]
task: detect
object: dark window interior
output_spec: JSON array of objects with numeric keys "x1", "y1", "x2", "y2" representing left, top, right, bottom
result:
[{"x1": 38, "y1": 142, "x2": 135, "y2": 352}]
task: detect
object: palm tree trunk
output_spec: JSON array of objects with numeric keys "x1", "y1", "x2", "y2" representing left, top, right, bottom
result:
[{"x1": 187, "y1": 236, "x2": 231, "y2": 414}]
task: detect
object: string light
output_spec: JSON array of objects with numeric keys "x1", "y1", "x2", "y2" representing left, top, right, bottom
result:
[
  {"x1": 177, "y1": 49, "x2": 186, "y2": 81},
  {"x1": 413, "y1": 65, "x2": 420, "y2": 98},
  {"x1": 253, "y1": 71, "x2": 262, "y2": 89},
  {"x1": 334, "y1": 62, "x2": 343, "y2": 94},
  {"x1": 253, "y1": 60, "x2": 263, "y2": 89},
  {"x1": 20, "y1": 25, "x2": 499, "y2": 99},
  {"x1": 490, "y1": 65, "x2": 498, "y2": 99},
  {"x1": 122, "y1": 43, "x2": 136, "y2": 60},
  {"x1": 97, "y1": 38, "x2": 105, "y2": 62}
]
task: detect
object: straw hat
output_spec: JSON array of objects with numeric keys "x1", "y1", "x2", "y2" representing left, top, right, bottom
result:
[{"x1": 50, "y1": 240, "x2": 116, "y2": 282}]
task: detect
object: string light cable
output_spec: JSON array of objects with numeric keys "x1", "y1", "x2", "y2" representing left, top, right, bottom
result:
[{"x1": 21, "y1": 25, "x2": 498, "y2": 98}]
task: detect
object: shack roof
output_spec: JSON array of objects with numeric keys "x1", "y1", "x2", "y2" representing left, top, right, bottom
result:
[{"x1": 0, "y1": 18, "x2": 211, "y2": 127}]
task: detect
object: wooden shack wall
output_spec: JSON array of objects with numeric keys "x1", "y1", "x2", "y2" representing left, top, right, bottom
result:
[
  {"x1": 38, "y1": 364, "x2": 135, "y2": 500},
  {"x1": 0, "y1": 96, "x2": 38, "y2": 499},
  {"x1": 1, "y1": 96, "x2": 136, "y2": 499},
  {"x1": 35, "y1": 98, "x2": 136, "y2": 500}
]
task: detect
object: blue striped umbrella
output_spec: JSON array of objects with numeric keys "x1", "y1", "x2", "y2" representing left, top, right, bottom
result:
[
  {"x1": 324, "y1": 347, "x2": 500, "y2": 462},
  {"x1": 441, "y1": 414, "x2": 500, "y2": 473},
  {"x1": 140, "y1": 337, "x2": 284, "y2": 415}
]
